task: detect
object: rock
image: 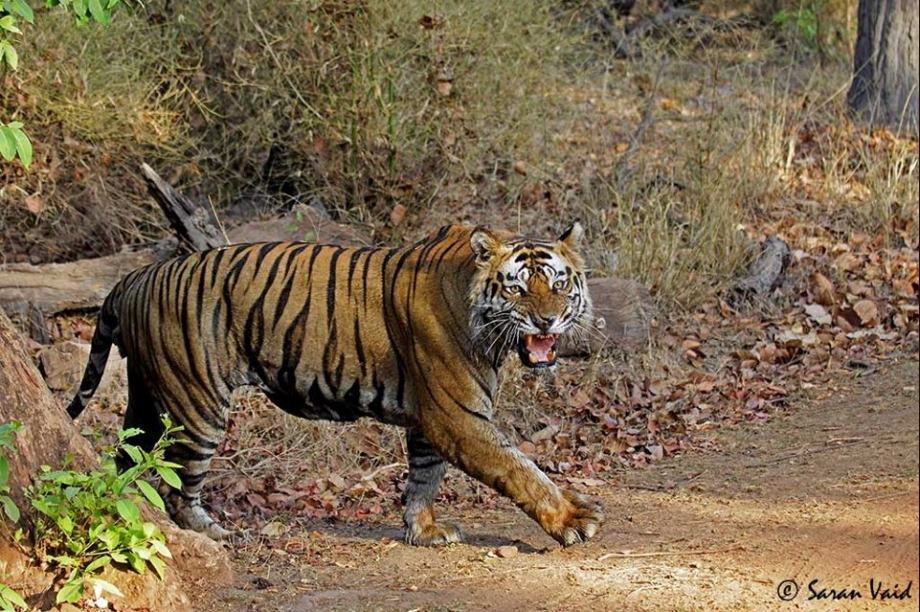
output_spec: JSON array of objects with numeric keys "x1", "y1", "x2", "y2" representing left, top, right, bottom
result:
[
  {"x1": 559, "y1": 277, "x2": 656, "y2": 356},
  {"x1": 162, "y1": 524, "x2": 235, "y2": 587},
  {"x1": 495, "y1": 545, "x2": 519, "y2": 559}
]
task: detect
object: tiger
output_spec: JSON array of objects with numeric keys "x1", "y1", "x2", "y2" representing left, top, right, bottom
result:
[{"x1": 67, "y1": 222, "x2": 604, "y2": 547}]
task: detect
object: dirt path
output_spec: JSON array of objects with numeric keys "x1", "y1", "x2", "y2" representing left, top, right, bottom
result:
[{"x1": 190, "y1": 358, "x2": 919, "y2": 612}]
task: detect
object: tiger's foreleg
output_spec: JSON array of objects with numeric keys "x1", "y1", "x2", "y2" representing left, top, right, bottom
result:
[
  {"x1": 420, "y1": 409, "x2": 604, "y2": 547},
  {"x1": 402, "y1": 428, "x2": 463, "y2": 546}
]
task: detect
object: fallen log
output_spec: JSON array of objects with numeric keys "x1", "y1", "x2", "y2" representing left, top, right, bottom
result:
[{"x1": 0, "y1": 248, "x2": 163, "y2": 316}]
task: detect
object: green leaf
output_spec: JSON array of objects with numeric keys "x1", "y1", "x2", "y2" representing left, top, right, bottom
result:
[
  {"x1": 0, "y1": 41, "x2": 18, "y2": 71},
  {"x1": 148, "y1": 555, "x2": 167, "y2": 580},
  {"x1": 120, "y1": 444, "x2": 143, "y2": 466},
  {"x1": 0, "y1": 16, "x2": 23, "y2": 34},
  {"x1": 0, "y1": 496, "x2": 19, "y2": 523},
  {"x1": 56, "y1": 514, "x2": 74, "y2": 536},
  {"x1": 133, "y1": 546, "x2": 151, "y2": 560},
  {"x1": 84, "y1": 555, "x2": 112, "y2": 574},
  {"x1": 0, "y1": 584, "x2": 28, "y2": 609},
  {"x1": 86, "y1": 0, "x2": 110, "y2": 24},
  {"x1": 135, "y1": 480, "x2": 165, "y2": 512},
  {"x1": 115, "y1": 498, "x2": 140, "y2": 522},
  {"x1": 156, "y1": 466, "x2": 182, "y2": 489},
  {"x1": 148, "y1": 537, "x2": 172, "y2": 559},
  {"x1": 10, "y1": 126, "x2": 31, "y2": 168},
  {"x1": 55, "y1": 579, "x2": 84, "y2": 604},
  {"x1": 72, "y1": 0, "x2": 88, "y2": 19},
  {"x1": 127, "y1": 553, "x2": 145, "y2": 573},
  {"x1": 0, "y1": 128, "x2": 17, "y2": 161},
  {"x1": 87, "y1": 577, "x2": 124, "y2": 598},
  {"x1": 11, "y1": 0, "x2": 35, "y2": 24}
]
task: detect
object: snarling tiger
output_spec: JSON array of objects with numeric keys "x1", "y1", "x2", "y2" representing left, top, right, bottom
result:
[{"x1": 67, "y1": 222, "x2": 603, "y2": 547}]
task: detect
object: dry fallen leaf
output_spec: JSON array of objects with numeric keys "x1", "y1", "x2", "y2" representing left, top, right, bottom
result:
[
  {"x1": 418, "y1": 13, "x2": 445, "y2": 29},
  {"x1": 24, "y1": 194, "x2": 43, "y2": 215},
  {"x1": 852, "y1": 299, "x2": 879, "y2": 326},
  {"x1": 435, "y1": 79, "x2": 452, "y2": 97},
  {"x1": 812, "y1": 272, "x2": 836, "y2": 306},
  {"x1": 804, "y1": 303, "x2": 832, "y2": 326}
]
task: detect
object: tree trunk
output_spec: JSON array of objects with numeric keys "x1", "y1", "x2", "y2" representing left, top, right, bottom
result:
[
  {"x1": 0, "y1": 310, "x2": 230, "y2": 610},
  {"x1": 847, "y1": 0, "x2": 919, "y2": 133}
]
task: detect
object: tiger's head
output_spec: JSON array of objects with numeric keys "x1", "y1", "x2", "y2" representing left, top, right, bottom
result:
[{"x1": 468, "y1": 221, "x2": 592, "y2": 368}]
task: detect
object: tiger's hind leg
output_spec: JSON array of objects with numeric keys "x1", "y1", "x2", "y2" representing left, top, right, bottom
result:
[
  {"x1": 161, "y1": 414, "x2": 236, "y2": 540},
  {"x1": 402, "y1": 428, "x2": 463, "y2": 546},
  {"x1": 140, "y1": 381, "x2": 235, "y2": 540},
  {"x1": 117, "y1": 365, "x2": 166, "y2": 472}
]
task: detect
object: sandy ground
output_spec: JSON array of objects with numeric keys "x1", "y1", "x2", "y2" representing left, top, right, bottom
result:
[{"x1": 188, "y1": 357, "x2": 919, "y2": 612}]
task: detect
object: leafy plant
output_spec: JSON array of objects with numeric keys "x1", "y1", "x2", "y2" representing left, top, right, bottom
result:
[
  {"x1": 0, "y1": 421, "x2": 28, "y2": 612},
  {"x1": 773, "y1": 7, "x2": 819, "y2": 48},
  {"x1": 25, "y1": 421, "x2": 183, "y2": 605},
  {"x1": 1, "y1": 0, "x2": 124, "y2": 168}
]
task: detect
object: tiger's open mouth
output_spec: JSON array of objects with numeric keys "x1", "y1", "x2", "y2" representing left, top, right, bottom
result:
[{"x1": 518, "y1": 334, "x2": 560, "y2": 368}]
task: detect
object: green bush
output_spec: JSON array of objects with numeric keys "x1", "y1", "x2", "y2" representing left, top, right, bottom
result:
[{"x1": 24, "y1": 421, "x2": 182, "y2": 605}]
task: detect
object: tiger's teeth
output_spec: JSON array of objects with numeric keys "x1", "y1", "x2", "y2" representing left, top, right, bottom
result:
[{"x1": 528, "y1": 352, "x2": 538, "y2": 365}]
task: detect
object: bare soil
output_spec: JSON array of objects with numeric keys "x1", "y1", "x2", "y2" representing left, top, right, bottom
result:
[{"x1": 184, "y1": 357, "x2": 919, "y2": 612}]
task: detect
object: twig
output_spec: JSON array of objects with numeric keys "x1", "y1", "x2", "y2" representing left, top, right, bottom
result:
[
  {"x1": 598, "y1": 544, "x2": 744, "y2": 561},
  {"x1": 860, "y1": 491, "x2": 917, "y2": 503},
  {"x1": 743, "y1": 438, "x2": 864, "y2": 469},
  {"x1": 141, "y1": 163, "x2": 227, "y2": 252}
]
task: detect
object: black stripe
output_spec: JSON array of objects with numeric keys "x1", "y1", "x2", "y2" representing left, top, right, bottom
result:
[{"x1": 326, "y1": 247, "x2": 344, "y2": 327}]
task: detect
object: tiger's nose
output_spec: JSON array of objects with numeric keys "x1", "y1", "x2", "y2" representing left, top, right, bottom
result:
[{"x1": 533, "y1": 314, "x2": 557, "y2": 332}]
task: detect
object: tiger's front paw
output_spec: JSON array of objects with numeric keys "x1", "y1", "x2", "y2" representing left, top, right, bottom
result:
[
  {"x1": 404, "y1": 506, "x2": 464, "y2": 546},
  {"x1": 405, "y1": 520, "x2": 464, "y2": 546},
  {"x1": 555, "y1": 489, "x2": 604, "y2": 547}
]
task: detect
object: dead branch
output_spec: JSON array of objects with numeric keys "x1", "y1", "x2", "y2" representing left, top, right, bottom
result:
[
  {"x1": 141, "y1": 163, "x2": 229, "y2": 251},
  {"x1": 731, "y1": 235, "x2": 791, "y2": 299}
]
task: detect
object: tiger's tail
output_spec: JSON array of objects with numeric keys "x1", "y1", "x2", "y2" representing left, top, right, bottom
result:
[{"x1": 67, "y1": 294, "x2": 120, "y2": 419}]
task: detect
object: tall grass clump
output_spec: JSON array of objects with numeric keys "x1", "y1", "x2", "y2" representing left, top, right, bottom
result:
[
  {"x1": 1, "y1": 6, "x2": 196, "y2": 260},
  {"x1": 165, "y1": 0, "x2": 581, "y2": 223}
]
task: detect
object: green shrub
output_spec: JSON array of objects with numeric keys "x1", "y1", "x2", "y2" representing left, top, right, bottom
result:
[{"x1": 25, "y1": 421, "x2": 183, "y2": 605}]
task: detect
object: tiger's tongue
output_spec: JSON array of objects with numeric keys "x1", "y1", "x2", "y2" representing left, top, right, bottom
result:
[{"x1": 526, "y1": 334, "x2": 557, "y2": 362}]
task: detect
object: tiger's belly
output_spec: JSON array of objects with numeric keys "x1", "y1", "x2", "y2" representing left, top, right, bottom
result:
[{"x1": 255, "y1": 371, "x2": 413, "y2": 427}]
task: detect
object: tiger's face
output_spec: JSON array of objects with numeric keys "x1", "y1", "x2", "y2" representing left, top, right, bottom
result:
[{"x1": 469, "y1": 222, "x2": 592, "y2": 368}]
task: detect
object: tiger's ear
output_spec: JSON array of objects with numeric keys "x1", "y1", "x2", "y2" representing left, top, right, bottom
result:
[
  {"x1": 558, "y1": 220, "x2": 584, "y2": 249},
  {"x1": 470, "y1": 227, "x2": 500, "y2": 262}
]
